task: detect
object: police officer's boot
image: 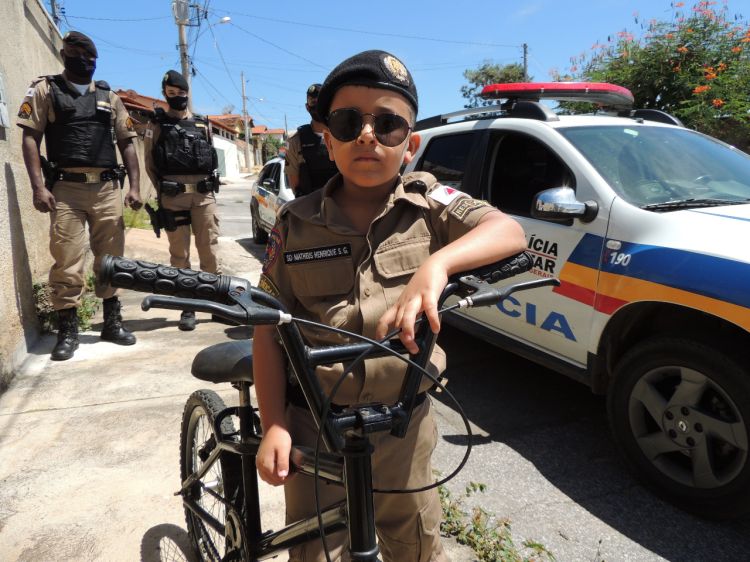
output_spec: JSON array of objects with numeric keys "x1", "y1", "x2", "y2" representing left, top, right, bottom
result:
[
  {"x1": 101, "y1": 296, "x2": 137, "y2": 345},
  {"x1": 179, "y1": 311, "x2": 196, "y2": 331},
  {"x1": 51, "y1": 308, "x2": 79, "y2": 361}
]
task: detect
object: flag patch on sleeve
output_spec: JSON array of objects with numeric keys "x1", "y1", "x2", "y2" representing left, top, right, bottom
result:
[{"x1": 428, "y1": 184, "x2": 465, "y2": 205}]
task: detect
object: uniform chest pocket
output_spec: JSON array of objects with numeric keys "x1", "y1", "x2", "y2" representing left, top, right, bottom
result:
[
  {"x1": 373, "y1": 234, "x2": 432, "y2": 279},
  {"x1": 288, "y1": 257, "x2": 355, "y2": 297}
]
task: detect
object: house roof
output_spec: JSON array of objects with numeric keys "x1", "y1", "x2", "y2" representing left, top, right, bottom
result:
[{"x1": 251, "y1": 125, "x2": 286, "y2": 135}]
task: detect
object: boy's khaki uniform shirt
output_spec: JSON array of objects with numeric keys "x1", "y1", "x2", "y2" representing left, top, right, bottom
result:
[
  {"x1": 17, "y1": 75, "x2": 137, "y2": 309},
  {"x1": 259, "y1": 171, "x2": 495, "y2": 406}
]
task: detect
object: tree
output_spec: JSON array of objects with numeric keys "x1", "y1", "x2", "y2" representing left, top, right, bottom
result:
[
  {"x1": 262, "y1": 135, "x2": 282, "y2": 163},
  {"x1": 566, "y1": 1, "x2": 750, "y2": 150},
  {"x1": 461, "y1": 62, "x2": 530, "y2": 108}
]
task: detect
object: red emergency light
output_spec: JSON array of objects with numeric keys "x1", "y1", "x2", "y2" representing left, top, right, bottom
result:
[{"x1": 480, "y1": 82, "x2": 634, "y2": 108}]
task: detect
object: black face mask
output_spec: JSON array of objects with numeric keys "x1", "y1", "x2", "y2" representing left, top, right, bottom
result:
[
  {"x1": 166, "y1": 95, "x2": 189, "y2": 111},
  {"x1": 64, "y1": 55, "x2": 96, "y2": 81}
]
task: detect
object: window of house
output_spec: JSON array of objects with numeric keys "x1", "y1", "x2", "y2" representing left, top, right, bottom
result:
[
  {"x1": 488, "y1": 132, "x2": 575, "y2": 217},
  {"x1": 417, "y1": 132, "x2": 475, "y2": 189},
  {"x1": 0, "y1": 70, "x2": 9, "y2": 139}
]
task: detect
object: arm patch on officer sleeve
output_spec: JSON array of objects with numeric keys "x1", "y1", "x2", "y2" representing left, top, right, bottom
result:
[
  {"x1": 262, "y1": 228, "x2": 282, "y2": 274},
  {"x1": 18, "y1": 102, "x2": 32, "y2": 119},
  {"x1": 257, "y1": 274, "x2": 280, "y2": 298},
  {"x1": 449, "y1": 197, "x2": 493, "y2": 221},
  {"x1": 428, "y1": 184, "x2": 464, "y2": 205}
]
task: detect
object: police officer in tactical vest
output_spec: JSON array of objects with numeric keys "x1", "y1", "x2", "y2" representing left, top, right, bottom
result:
[
  {"x1": 285, "y1": 83, "x2": 338, "y2": 196},
  {"x1": 143, "y1": 70, "x2": 221, "y2": 331},
  {"x1": 18, "y1": 31, "x2": 142, "y2": 361}
]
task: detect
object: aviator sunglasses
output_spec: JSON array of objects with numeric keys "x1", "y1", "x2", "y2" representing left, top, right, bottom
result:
[{"x1": 326, "y1": 108, "x2": 412, "y2": 147}]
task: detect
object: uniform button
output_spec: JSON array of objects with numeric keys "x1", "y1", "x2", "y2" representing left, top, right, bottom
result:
[{"x1": 363, "y1": 288, "x2": 371, "y2": 297}]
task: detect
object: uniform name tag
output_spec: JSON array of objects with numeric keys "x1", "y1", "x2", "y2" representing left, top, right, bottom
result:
[{"x1": 284, "y1": 244, "x2": 352, "y2": 264}]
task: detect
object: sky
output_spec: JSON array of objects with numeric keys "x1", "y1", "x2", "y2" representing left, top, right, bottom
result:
[{"x1": 51, "y1": 0, "x2": 750, "y2": 132}]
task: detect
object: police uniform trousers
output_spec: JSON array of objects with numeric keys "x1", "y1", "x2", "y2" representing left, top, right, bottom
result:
[
  {"x1": 49, "y1": 179, "x2": 124, "y2": 310},
  {"x1": 284, "y1": 399, "x2": 448, "y2": 562},
  {"x1": 161, "y1": 191, "x2": 221, "y2": 274}
]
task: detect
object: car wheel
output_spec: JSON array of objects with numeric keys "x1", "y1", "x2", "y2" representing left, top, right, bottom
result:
[
  {"x1": 251, "y1": 205, "x2": 268, "y2": 245},
  {"x1": 608, "y1": 337, "x2": 750, "y2": 519}
]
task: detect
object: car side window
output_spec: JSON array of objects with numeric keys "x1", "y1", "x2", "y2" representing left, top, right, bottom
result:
[
  {"x1": 417, "y1": 133, "x2": 474, "y2": 189},
  {"x1": 488, "y1": 132, "x2": 575, "y2": 217},
  {"x1": 258, "y1": 164, "x2": 272, "y2": 184},
  {"x1": 262, "y1": 163, "x2": 280, "y2": 194}
]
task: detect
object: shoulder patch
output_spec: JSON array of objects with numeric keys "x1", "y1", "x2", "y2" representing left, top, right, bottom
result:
[
  {"x1": 449, "y1": 198, "x2": 493, "y2": 221},
  {"x1": 125, "y1": 117, "x2": 135, "y2": 131},
  {"x1": 428, "y1": 184, "x2": 465, "y2": 206},
  {"x1": 17, "y1": 101, "x2": 32, "y2": 119},
  {"x1": 257, "y1": 274, "x2": 280, "y2": 298},
  {"x1": 262, "y1": 227, "x2": 282, "y2": 274}
]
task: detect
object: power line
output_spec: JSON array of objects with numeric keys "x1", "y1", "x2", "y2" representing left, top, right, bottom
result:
[
  {"x1": 228, "y1": 21, "x2": 328, "y2": 70},
  {"x1": 65, "y1": 14, "x2": 171, "y2": 22},
  {"x1": 219, "y1": 10, "x2": 521, "y2": 49},
  {"x1": 206, "y1": 20, "x2": 243, "y2": 97}
]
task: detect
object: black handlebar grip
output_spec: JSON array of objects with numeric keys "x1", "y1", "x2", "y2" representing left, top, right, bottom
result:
[
  {"x1": 450, "y1": 250, "x2": 534, "y2": 284},
  {"x1": 99, "y1": 255, "x2": 250, "y2": 304}
]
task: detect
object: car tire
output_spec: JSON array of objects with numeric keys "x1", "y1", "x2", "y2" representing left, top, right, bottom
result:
[
  {"x1": 608, "y1": 337, "x2": 750, "y2": 519},
  {"x1": 251, "y1": 205, "x2": 268, "y2": 245}
]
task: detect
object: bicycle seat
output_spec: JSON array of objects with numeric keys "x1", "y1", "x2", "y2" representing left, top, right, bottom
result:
[{"x1": 191, "y1": 340, "x2": 254, "y2": 384}]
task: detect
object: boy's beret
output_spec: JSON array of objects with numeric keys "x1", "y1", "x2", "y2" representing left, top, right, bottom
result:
[
  {"x1": 162, "y1": 70, "x2": 190, "y2": 92},
  {"x1": 62, "y1": 31, "x2": 98, "y2": 58},
  {"x1": 317, "y1": 50, "x2": 418, "y2": 119}
]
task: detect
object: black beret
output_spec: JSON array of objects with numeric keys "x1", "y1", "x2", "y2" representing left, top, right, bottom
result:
[
  {"x1": 162, "y1": 70, "x2": 189, "y2": 92},
  {"x1": 306, "y1": 83, "x2": 322, "y2": 98},
  {"x1": 317, "y1": 50, "x2": 417, "y2": 119},
  {"x1": 62, "y1": 31, "x2": 98, "y2": 58}
]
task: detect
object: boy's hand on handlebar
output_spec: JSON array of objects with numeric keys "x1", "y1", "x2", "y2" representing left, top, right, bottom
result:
[
  {"x1": 256, "y1": 425, "x2": 293, "y2": 486},
  {"x1": 376, "y1": 259, "x2": 446, "y2": 354}
]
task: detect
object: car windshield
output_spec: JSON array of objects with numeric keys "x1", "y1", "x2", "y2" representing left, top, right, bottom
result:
[{"x1": 559, "y1": 125, "x2": 750, "y2": 209}]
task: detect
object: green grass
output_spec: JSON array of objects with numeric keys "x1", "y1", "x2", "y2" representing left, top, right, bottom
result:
[
  {"x1": 439, "y1": 482, "x2": 556, "y2": 562},
  {"x1": 124, "y1": 202, "x2": 154, "y2": 230},
  {"x1": 33, "y1": 272, "x2": 101, "y2": 332}
]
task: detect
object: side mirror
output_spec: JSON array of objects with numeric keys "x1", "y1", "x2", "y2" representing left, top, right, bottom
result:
[{"x1": 531, "y1": 187, "x2": 598, "y2": 223}]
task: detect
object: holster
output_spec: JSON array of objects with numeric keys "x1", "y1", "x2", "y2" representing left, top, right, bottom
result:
[
  {"x1": 160, "y1": 180, "x2": 184, "y2": 197},
  {"x1": 114, "y1": 165, "x2": 127, "y2": 190},
  {"x1": 40, "y1": 156, "x2": 58, "y2": 191},
  {"x1": 144, "y1": 202, "x2": 191, "y2": 238}
]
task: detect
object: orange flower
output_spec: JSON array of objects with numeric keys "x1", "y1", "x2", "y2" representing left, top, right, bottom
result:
[
  {"x1": 677, "y1": 46, "x2": 689, "y2": 53},
  {"x1": 666, "y1": 33, "x2": 675, "y2": 39},
  {"x1": 704, "y1": 72, "x2": 717, "y2": 80},
  {"x1": 686, "y1": 28, "x2": 694, "y2": 33},
  {"x1": 693, "y1": 85, "x2": 711, "y2": 94},
  {"x1": 712, "y1": 98, "x2": 725, "y2": 108},
  {"x1": 732, "y1": 46, "x2": 742, "y2": 53}
]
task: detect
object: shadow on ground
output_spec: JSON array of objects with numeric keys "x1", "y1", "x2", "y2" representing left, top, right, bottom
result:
[
  {"x1": 140, "y1": 523, "x2": 197, "y2": 562},
  {"x1": 434, "y1": 324, "x2": 750, "y2": 562}
]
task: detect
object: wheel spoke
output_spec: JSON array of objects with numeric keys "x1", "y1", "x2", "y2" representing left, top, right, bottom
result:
[
  {"x1": 691, "y1": 440, "x2": 721, "y2": 488},
  {"x1": 636, "y1": 431, "x2": 682, "y2": 460},
  {"x1": 696, "y1": 411, "x2": 749, "y2": 451},
  {"x1": 667, "y1": 367, "x2": 707, "y2": 408},
  {"x1": 631, "y1": 378, "x2": 667, "y2": 424}
]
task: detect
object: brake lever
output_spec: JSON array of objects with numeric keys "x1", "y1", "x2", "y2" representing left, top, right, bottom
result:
[
  {"x1": 456, "y1": 277, "x2": 560, "y2": 308},
  {"x1": 141, "y1": 295, "x2": 247, "y2": 323}
]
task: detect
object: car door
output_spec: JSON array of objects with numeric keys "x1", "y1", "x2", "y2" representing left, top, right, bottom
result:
[
  {"x1": 257, "y1": 162, "x2": 281, "y2": 230},
  {"x1": 477, "y1": 129, "x2": 609, "y2": 366}
]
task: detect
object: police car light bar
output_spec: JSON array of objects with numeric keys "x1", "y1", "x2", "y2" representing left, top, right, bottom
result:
[{"x1": 481, "y1": 82, "x2": 634, "y2": 108}]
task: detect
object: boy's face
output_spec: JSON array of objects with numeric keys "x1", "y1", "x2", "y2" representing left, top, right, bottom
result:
[
  {"x1": 323, "y1": 85, "x2": 420, "y2": 189},
  {"x1": 164, "y1": 85, "x2": 188, "y2": 98}
]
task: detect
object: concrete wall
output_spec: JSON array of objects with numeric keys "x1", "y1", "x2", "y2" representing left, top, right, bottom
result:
[
  {"x1": 213, "y1": 135, "x2": 240, "y2": 178},
  {"x1": 0, "y1": 0, "x2": 63, "y2": 389}
]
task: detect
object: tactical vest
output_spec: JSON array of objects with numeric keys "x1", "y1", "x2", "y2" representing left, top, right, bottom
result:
[
  {"x1": 296, "y1": 124, "x2": 338, "y2": 196},
  {"x1": 153, "y1": 108, "x2": 217, "y2": 176},
  {"x1": 44, "y1": 75, "x2": 117, "y2": 168}
]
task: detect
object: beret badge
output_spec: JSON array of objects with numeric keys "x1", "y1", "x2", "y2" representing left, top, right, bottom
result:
[{"x1": 381, "y1": 54, "x2": 409, "y2": 86}]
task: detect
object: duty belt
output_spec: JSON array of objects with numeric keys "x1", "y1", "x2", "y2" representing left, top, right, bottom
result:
[{"x1": 56, "y1": 169, "x2": 118, "y2": 183}]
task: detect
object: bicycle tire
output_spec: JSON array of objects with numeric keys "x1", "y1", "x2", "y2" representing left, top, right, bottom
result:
[{"x1": 180, "y1": 390, "x2": 245, "y2": 561}]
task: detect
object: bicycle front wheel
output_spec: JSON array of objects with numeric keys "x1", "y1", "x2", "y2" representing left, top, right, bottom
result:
[{"x1": 180, "y1": 389, "x2": 244, "y2": 561}]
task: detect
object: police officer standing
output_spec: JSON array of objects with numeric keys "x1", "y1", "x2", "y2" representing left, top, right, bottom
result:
[
  {"x1": 285, "y1": 83, "x2": 338, "y2": 196},
  {"x1": 18, "y1": 31, "x2": 142, "y2": 362},
  {"x1": 143, "y1": 70, "x2": 221, "y2": 331}
]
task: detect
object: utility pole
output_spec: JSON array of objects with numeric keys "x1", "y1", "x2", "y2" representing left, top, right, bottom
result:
[
  {"x1": 523, "y1": 43, "x2": 529, "y2": 81},
  {"x1": 50, "y1": 0, "x2": 61, "y2": 27},
  {"x1": 284, "y1": 114, "x2": 288, "y2": 140},
  {"x1": 241, "y1": 71, "x2": 253, "y2": 170},
  {"x1": 172, "y1": 0, "x2": 193, "y2": 111}
]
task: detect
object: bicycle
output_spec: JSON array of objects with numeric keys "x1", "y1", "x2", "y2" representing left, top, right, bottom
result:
[{"x1": 100, "y1": 252, "x2": 558, "y2": 562}]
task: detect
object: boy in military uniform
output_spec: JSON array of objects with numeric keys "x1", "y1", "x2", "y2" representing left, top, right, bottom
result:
[
  {"x1": 18, "y1": 31, "x2": 142, "y2": 361},
  {"x1": 285, "y1": 83, "x2": 338, "y2": 196},
  {"x1": 143, "y1": 70, "x2": 221, "y2": 331},
  {"x1": 253, "y1": 50, "x2": 527, "y2": 561}
]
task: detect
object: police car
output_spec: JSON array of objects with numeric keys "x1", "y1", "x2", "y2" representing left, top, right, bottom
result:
[
  {"x1": 404, "y1": 82, "x2": 750, "y2": 519},
  {"x1": 250, "y1": 156, "x2": 294, "y2": 244}
]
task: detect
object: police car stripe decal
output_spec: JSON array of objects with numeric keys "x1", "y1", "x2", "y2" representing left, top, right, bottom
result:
[
  {"x1": 555, "y1": 234, "x2": 750, "y2": 330},
  {"x1": 688, "y1": 209, "x2": 750, "y2": 223}
]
